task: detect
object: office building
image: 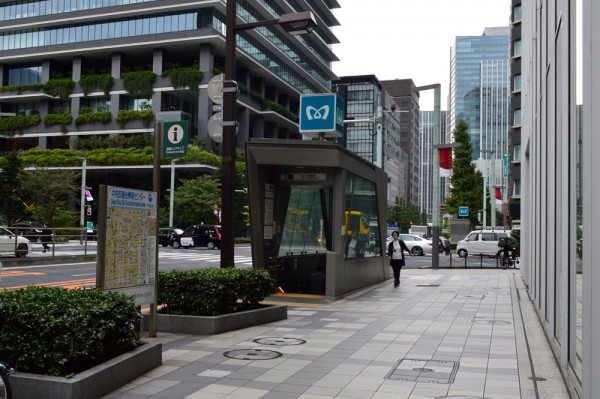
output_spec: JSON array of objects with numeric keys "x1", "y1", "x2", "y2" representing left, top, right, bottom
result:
[
  {"x1": 332, "y1": 75, "x2": 408, "y2": 207},
  {"x1": 380, "y1": 79, "x2": 420, "y2": 206},
  {"x1": 449, "y1": 27, "x2": 510, "y2": 161},
  {"x1": 508, "y1": 0, "x2": 522, "y2": 226},
  {"x1": 419, "y1": 110, "x2": 447, "y2": 218},
  {"x1": 0, "y1": 1, "x2": 340, "y2": 157}
]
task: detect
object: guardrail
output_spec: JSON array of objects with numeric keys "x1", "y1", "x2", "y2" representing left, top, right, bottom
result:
[
  {"x1": 438, "y1": 253, "x2": 518, "y2": 269},
  {"x1": 1, "y1": 226, "x2": 97, "y2": 259}
]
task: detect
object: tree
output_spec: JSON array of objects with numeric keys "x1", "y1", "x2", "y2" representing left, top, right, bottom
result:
[
  {"x1": 19, "y1": 168, "x2": 80, "y2": 226},
  {"x1": 0, "y1": 151, "x2": 25, "y2": 224},
  {"x1": 444, "y1": 119, "x2": 484, "y2": 225},
  {"x1": 388, "y1": 197, "x2": 427, "y2": 233},
  {"x1": 170, "y1": 175, "x2": 221, "y2": 228}
]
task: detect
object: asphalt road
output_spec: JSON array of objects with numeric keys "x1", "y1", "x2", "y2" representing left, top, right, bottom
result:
[{"x1": 0, "y1": 245, "x2": 505, "y2": 290}]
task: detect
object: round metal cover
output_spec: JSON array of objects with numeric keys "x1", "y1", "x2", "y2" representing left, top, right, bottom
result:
[
  {"x1": 223, "y1": 349, "x2": 282, "y2": 360},
  {"x1": 253, "y1": 337, "x2": 306, "y2": 346}
]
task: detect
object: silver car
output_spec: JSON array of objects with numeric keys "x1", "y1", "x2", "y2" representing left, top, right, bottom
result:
[
  {"x1": 0, "y1": 226, "x2": 32, "y2": 257},
  {"x1": 387, "y1": 233, "x2": 434, "y2": 256}
]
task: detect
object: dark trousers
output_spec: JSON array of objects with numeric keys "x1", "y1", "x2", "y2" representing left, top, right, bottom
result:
[{"x1": 390, "y1": 259, "x2": 404, "y2": 285}]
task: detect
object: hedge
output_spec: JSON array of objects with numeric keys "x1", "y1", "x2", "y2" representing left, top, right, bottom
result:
[
  {"x1": 157, "y1": 268, "x2": 274, "y2": 316},
  {"x1": 0, "y1": 287, "x2": 142, "y2": 377}
]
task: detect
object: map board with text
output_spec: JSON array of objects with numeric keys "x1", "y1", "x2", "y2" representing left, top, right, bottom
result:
[{"x1": 97, "y1": 185, "x2": 157, "y2": 306}]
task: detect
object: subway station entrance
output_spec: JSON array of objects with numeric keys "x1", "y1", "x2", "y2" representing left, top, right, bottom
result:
[{"x1": 246, "y1": 139, "x2": 388, "y2": 299}]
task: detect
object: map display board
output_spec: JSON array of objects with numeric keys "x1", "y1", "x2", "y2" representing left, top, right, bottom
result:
[{"x1": 98, "y1": 186, "x2": 157, "y2": 306}]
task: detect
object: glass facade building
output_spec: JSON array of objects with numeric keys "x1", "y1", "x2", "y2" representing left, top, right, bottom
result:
[
  {"x1": 0, "y1": 1, "x2": 340, "y2": 154},
  {"x1": 420, "y1": 110, "x2": 447, "y2": 218},
  {"x1": 449, "y1": 28, "x2": 510, "y2": 160}
]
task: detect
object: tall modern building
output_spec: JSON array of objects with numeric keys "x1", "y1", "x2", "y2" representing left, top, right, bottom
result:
[
  {"x1": 380, "y1": 79, "x2": 420, "y2": 206},
  {"x1": 449, "y1": 27, "x2": 510, "y2": 161},
  {"x1": 332, "y1": 75, "x2": 407, "y2": 207},
  {"x1": 419, "y1": 110, "x2": 446, "y2": 218},
  {"x1": 0, "y1": 1, "x2": 340, "y2": 157},
  {"x1": 508, "y1": 0, "x2": 522, "y2": 227}
]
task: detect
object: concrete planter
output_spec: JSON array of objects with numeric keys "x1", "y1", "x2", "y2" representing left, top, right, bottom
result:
[
  {"x1": 10, "y1": 342, "x2": 162, "y2": 399},
  {"x1": 142, "y1": 304, "x2": 287, "y2": 335}
]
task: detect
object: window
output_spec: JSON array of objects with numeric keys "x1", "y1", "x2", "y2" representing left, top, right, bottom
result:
[
  {"x1": 344, "y1": 173, "x2": 380, "y2": 260},
  {"x1": 513, "y1": 179, "x2": 521, "y2": 195},
  {"x1": 8, "y1": 65, "x2": 42, "y2": 85},
  {"x1": 513, "y1": 143, "x2": 521, "y2": 161},
  {"x1": 513, "y1": 5, "x2": 522, "y2": 22},
  {"x1": 513, "y1": 40, "x2": 522, "y2": 57},
  {"x1": 513, "y1": 74, "x2": 522, "y2": 91},
  {"x1": 513, "y1": 109, "x2": 522, "y2": 126}
]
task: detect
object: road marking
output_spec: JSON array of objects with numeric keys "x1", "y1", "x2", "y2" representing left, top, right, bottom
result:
[{"x1": 0, "y1": 270, "x2": 45, "y2": 276}]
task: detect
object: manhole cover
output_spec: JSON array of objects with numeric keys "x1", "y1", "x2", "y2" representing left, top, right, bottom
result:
[
  {"x1": 253, "y1": 337, "x2": 306, "y2": 346},
  {"x1": 417, "y1": 284, "x2": 441, "y2": 287},
  {"x1": 386, "y1": 358, "x2": 459, "y2": 384},
  {"x1": 455, "y1": 294, "x2": 485, "y2": 300},
  {"x1": 223, "y1": 349, "x2": 282, "y2": 360},
  {"x1": 473, "y1": 319, "x2": 512, "y2": 325}
]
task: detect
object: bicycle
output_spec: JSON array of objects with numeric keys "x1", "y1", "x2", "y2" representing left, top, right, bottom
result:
[{"x1": 0, "y1": 361, "x2": 12, "y2": 399}]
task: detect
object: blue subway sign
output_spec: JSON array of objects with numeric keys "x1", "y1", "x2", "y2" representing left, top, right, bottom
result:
[
  {"x1": 458, "y1": 206, "x2": 469, "y2": 217},
  {"x1": 299, "y1": 94, "x2": 344, "y2": 137}
]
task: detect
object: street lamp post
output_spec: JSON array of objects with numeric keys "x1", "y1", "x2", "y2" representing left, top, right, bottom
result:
[
  {"x1": 221, "y1": 2, "x2": 316, "y2": 268},
  {"x1": 75, "y1": 156, "x2": 86, "y2": 245},
  {"x1": 169, "y1": 159, "x2": 178, "y2": 229}
]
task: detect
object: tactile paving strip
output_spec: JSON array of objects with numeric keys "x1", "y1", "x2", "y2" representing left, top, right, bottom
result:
[{"x1": 386, "y1": 358, "x2": 459, "y2": 384}]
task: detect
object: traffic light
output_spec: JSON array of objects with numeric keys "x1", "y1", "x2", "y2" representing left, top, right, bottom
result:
[{"x1": 86, "y1": 205, "x2": 92, "y2": 216}]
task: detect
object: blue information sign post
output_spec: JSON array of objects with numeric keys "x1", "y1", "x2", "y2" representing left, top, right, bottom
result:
[
  {"x1": 458, "y1": 206, "x2": 469, "y2": 217},
  {"x1": 299, "y1": 94, "x2": 344, "y2": 138}
]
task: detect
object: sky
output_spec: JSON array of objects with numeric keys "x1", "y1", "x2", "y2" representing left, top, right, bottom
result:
[{"x1": 331, "y1": 0, "x2": 513, "y2": 110}]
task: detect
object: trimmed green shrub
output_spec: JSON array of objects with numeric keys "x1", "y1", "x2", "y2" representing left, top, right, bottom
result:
[
  {"x1": 0, "y1": 83, "x2": 45, "y2": 93},
  {"x1": 76, "y1": 111, "x2": 112, "y2": 126},
  {"x1": 79, "y1": 73, "x2": 114, "y2": 96},
  {"x1": 45, "y1": 78, "x2": 75, "y2": 99},
  {"x1": 162, "y1": 67, "x2": 202, "y2": 92},
  {"x1": 0, "y1": 287, "x2": 142, "y2": 376},
  {"x1": 122, "y1": 71, "x2": 156, "y2": 95},
  {"x1": 0, "y1": 115, "x2": 41, "y2": 135},
  {"x1": 157, "y1": 268, "x2": 275, "y2": 316},
  {"x1": 116, "y1": 109, "x2": 154, "y2": 128},
  {"x1": 44, "y1": 113, "x2": 73, "y2": 127}
]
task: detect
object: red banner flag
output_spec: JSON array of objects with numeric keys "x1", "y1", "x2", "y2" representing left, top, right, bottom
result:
[
  {"x1": 495, "y1": 188, "x2": 503, "y2": 205},
  {"x1": 439, "y1": 147, "x2": 452, "y2": 177}
]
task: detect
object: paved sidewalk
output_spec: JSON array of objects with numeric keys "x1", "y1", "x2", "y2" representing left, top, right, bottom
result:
[{"x1": 102, "y1": 268, "x2": 569, "y2": 399}]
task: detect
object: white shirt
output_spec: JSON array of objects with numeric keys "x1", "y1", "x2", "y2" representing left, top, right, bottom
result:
[{"x1": 391, "y1": 240, "x2": 403, "y2": 260}]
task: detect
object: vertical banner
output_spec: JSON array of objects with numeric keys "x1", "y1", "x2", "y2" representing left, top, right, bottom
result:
[
  {"x1": 495, "y1": 187, "x2": 503, "y2": 205},
  {"x1": 439, "y1": 147, "x2": 453, "y2": 177}
]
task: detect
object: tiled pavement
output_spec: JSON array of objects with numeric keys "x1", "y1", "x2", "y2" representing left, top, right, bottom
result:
[{"x1": 102, "y1": 268, "x2": 569, "y2": 399}]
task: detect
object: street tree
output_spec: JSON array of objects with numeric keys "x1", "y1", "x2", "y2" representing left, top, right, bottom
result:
[
  {"x1": 388, "y1": 196, "x2": 427, "y2": 233},
  {"x1": 19, "y1": 167, "x2": 80, "y2": 226},
  {"x1": 0, "y1": 151, "x2": 25, "y2": 223},
  {"x1": 444, "y1": 119, "x2": 484, "y2": 225},
  {"x1": 171, "y1": 175, "x2": 221, "y2": 228}
]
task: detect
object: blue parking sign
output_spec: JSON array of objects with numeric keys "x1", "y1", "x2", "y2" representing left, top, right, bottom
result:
[
  {"x1": 299, "y1": 94, "x2": 343, "y2": 137},
  {"x1": 458, "y1": 206, "x2": 469, "y2": 217}
]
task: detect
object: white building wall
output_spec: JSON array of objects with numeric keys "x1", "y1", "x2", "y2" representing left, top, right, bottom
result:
[
  {"x1": 521, "y1": 0, "x2": 597, "y2": 397},
  {"x1": 582, "y1": 1, "x2": 600, "y2": 397}
]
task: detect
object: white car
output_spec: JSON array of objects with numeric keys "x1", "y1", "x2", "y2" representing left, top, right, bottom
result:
[
  {"x1": 0, "y1": 226, "x2": 32, "y2": 257},
  {"x1": 456, "y1": 229, "x2": 511, "y2": 258},
  {"x1": 386, "y1": 233, "x2": 435, "y2": 256}
]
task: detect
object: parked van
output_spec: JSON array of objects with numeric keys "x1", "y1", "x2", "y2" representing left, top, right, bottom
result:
[{"x1": 456, "y1": 229, "x2": 511, "y2": 258}]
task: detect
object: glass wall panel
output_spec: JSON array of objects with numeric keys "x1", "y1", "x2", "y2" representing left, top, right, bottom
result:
[
  {"x1": 278, "y1": 186, "x2": 328, "y2": 256},
  {"x1": 344, "y1": 173, "x2": 381, "y2": 259}
]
